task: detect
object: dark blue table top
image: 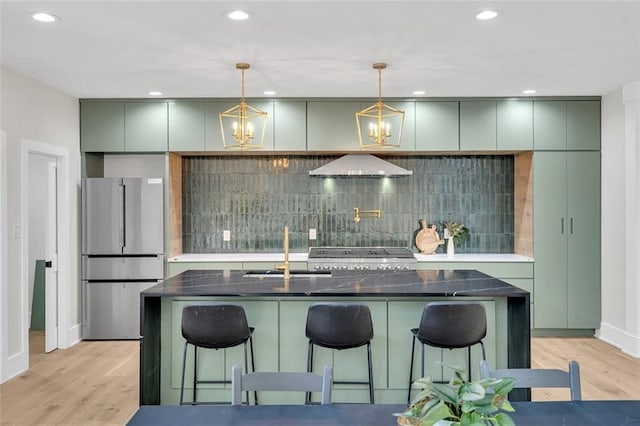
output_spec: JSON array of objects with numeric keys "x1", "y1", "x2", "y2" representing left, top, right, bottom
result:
[{"x1": 127, "y1": 401, "x2": 640, "y2": 426}]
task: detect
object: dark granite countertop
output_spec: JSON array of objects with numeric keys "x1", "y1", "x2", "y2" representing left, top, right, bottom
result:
[{"x1": 142, "y1": 269, "x2": 529, "y2": 299}]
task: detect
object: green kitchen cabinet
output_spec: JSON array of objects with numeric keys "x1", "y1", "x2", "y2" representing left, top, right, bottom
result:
[
  {"x1": 497, "y1": 100, "x2": 533, "y2": 150},
  {"x1": 274, "y1": 101, "x2": 307, "y2": 151},
  {"x1": 533, "y1": 100, "x2": 567, "y2": 150},
  {"x1": 460, "y1": 101, "x2": 497, "y2": 151},
  {"x1": 567, "y1": 100, "x2": 600, "y2": 150},
  {"x1": 415, "y1": 101, "x2": 459, "y2": 151},
  {"x1": 124, "y1": 102, "x2": 168, "y2": 151},
  {"x1": 205, "y1": 101, "x2": 274, "y2": 151},
  {"x1": 80, "y1": 102, "x2": 125, "y2": 152},
  {"x1": 307, "y1": 101, "x2": 361, "y2": 151},
  {"x1": 533, "y1": 151, "x2": 600, "y2": 329},
  {"x1": 534, "y1": 100, "x2": 600, "y2": 151},
  {"x1": 168, "y1": 101, "x2": 205, "y2": 151}
]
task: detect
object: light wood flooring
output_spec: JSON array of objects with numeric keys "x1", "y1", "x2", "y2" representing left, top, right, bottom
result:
[{"x1": 1, "y1": 333, "x2": 639, "y2": 425}]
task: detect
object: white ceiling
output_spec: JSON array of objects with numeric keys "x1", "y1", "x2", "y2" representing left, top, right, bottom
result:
[{"x1": 1, "y1": 1, "x2": 639, "y2": 99}]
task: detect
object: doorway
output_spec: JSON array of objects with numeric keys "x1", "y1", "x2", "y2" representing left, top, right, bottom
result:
[
  {"x1": 28, "y1": 153, "x2": 59, "y2": 354},
  {"x1": 20, "y1": 140, "x2": 70, "y2": 368}
]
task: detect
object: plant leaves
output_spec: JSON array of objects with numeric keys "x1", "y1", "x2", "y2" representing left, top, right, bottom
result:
[
  {"x1": 420, "y1": 400, "x2": 456, "y2": 425},
  {"x1": 493, "y1": 412, "x2": 516, "y2": 426},
  {"x1": 459, "y1": 383, "x2": 485, "y2": 401},
  {"x1": 459, "y1": 412, "x2": 485, "y2": 426},
  {"x1": 498, "y1": 399, "x2": 515, "y2": 413},
  {"x1": 492, "y1": 377, "x2": 516, "y2": 395},
  {"x1": 430, "y1": 382, "x2": 459, "y2": 405}
]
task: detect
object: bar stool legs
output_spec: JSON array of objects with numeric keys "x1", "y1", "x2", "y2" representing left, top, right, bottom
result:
[
  {"x1": 179, "y1": 304, "x2": 257, "y2": 405},
  {"x1": 305, "y1": 303, "x2": 375, "y2": 404},
  {"x1": 407, "y1": 302, "x2": 487, "y2": 405}
]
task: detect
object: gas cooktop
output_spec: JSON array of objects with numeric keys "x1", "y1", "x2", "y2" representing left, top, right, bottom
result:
[
  {"x1": 307, "y1": 247, "x2": 417, "y2": 271},
  {"x1": 308, "y1": 247, "x2": 415, "y2": 258}
]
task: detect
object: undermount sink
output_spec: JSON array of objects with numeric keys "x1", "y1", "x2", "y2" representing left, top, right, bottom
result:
[{"x1": 243, "y1": 270, "x2": 333, "y2": 278}]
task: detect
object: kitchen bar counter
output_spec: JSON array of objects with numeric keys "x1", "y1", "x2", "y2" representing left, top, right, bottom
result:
[
  {"x1": 140, "y1": 269, "x2": 530, "y2": 405},
  {"x1": 144, "y1": 269, "x2": 529, "y2": 298}
]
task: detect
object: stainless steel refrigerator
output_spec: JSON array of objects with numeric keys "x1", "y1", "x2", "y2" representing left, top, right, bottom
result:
[{"x1": 82, "y1": 177, "x2": 165, "y2": 339}]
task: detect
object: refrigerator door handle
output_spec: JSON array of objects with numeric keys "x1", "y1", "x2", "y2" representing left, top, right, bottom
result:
[{"x1": 119, "y1": 182, "x2": 126, "y2": 250}]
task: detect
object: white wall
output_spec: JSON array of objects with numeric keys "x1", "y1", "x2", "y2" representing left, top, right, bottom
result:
[
  {"x1": 0, "y1": 65, "x2": 80, "y2": 381},
  {"x1": 600, "y1": 83, "x2": 640, "y2": 357},
  {"x1": 600, "y1": 89, "x2": 627, "y2": 331}
]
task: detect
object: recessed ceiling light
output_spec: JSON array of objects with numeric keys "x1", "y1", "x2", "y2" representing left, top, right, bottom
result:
[
  {"x1": 476, "y1": 10, "x2": 498, "y2": 20},
  {"x1": 32, "y1": 12, "x2": 60, "y2": 23},
  {"x1": 226, "y1": 10, "x2": 251, "y2": 21},
  {"x1": 413, "y1": 90, "x2": 426, "y2": 96},
  {"x1": 148, "y1": 91, "x2": 163, "y2": 96},
  {"x1": 263, "y1": 91, "x2": 276, "y2": 96},
  {"x1": 522, "y1": 89, "x2": 537, "y2": 95}
]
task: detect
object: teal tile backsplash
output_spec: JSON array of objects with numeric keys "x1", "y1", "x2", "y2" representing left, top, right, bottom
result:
[{"x1": 182, "y1": 155, "x2": 514, "y2": 253}]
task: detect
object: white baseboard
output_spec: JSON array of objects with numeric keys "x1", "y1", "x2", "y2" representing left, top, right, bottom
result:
[
  {"x1": 62, "y1": 323, "x2": 81, "y2": 349},
  {"x1": 5, "y1": 350, "x2": 28, "y2": 383},
  {"x1": 598, "y1": 322, "x2": 640, "y2": 358}
]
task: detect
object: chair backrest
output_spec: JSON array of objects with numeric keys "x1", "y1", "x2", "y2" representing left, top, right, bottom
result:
[
  {"x1": 479, "y1": 360, "x2": 581, "y2": 401},
  {"x1": 417, "y1": 302, "x2": 487, "y2": 348},
  {"x1": 305, "y1": 303, "x2": 373, "y2": 349},
  {"x1": 231, "y1": 364, "x2": 333, "y2": 405},
  {"x1": 182, "y1": 304, "x2": 251, "y2": 349}
]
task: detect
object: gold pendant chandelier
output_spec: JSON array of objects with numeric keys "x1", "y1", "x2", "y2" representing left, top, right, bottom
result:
[
  {"x1": 219, "y1": 63, "x2": 268, "y2": 150},
  {"x1": 355, "y1": 63, "x2": 404, "y2": 149}
]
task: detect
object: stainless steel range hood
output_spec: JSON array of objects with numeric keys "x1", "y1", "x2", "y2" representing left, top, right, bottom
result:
[{"x1": 309, "y1": 154, "x2": 412, "y2": 177}]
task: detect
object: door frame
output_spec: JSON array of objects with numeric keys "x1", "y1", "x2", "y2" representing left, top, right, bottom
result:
[
  {"x1": 20, "y1": 139, "x2": 70, "y2": 364},
  {"x1": 0, "y1": 130, "x2": 7, "y2": 382}
]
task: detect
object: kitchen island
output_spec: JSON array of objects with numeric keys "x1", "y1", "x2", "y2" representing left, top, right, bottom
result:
[{"x1": 140, "y1": 269, "x2": 530, "y2": 405}]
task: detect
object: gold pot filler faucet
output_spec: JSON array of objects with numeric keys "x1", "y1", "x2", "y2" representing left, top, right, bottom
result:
[{"x1": 353, "y1": 207, "x2": 382, "y2": 223}]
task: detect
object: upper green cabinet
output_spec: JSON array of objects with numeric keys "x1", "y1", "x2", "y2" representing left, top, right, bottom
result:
[
  {"x1": 415, "y1": 101, "x2": 459, "y2": 151},
  {"x1": 81, "y1": 101, "x2": 167, "y2": 152},
  {"x1": 460, "y1": 101, "x2": 497, "y2": 150},
  {"x1": 497, "y1": 100, "x2": 533, "y2": 150},
  {"x1": 533, "y1": 100, "x2": 566, "y2": 150},
  {"x1": 307, "y1": 101, "x2": 361, "y2": 151},
  {"x1": 567, "y1": 100, "x2": 600, "y2": 150},
  {"x1": 205, "y1": 101, "x2": 274, "y2": 151},
  {"x1": 81, "y1": 97, "x2": 599, "y2": 154},
  {"x1": 534, "y1": 100, "x2": 600, "y2": 150},
  {"x1": 274, "y1": 101, "x2": 307, "y2": 151},
  {"x1": 81, "y1": 102, "x2": 125, "y2": 152},
  {"x1": 168, "y1": 101, "x2": 205, "y2": 151},
  {"x1": 124, "y1": 102, "x2": 168, "y2": 152}
]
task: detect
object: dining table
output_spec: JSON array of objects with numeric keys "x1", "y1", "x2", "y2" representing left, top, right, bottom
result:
[{"x1": 127, "y1": 400, "x2": 640, "y2": 425}]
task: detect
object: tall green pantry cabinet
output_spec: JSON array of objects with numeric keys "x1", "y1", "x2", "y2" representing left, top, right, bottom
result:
[{"x1": 533, "y1": 151, "x2": 600, "y2": 329}]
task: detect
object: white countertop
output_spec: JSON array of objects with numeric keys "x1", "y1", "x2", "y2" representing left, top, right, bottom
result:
[{"x1": 169, "y1": 253, "x2": 533, "y2": 262}]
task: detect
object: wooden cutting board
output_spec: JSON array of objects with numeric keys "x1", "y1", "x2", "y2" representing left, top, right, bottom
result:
[{"x1": 415, "y1": 219, "x2": 444, "y2": 254}]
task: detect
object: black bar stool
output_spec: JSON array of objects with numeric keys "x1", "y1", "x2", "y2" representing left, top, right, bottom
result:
[
  {"x1": 179, "y1": 304, "x2": 257, "y2": 405},
  {"x1": 407, "y1": 302, "x2": 487, "y2": 404},
  {"x1": 305, "y1": 303, "x2": 374, "y2": 404}
]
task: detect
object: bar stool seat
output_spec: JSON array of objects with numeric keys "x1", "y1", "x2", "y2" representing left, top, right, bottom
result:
[
  {"x1": 407, "y1": 302, "x2": 487, "y2": 404},
  {"x1": 180, "y1": 304, "x2": 257, "y2": 405},
  {"x1": 305, "y1": 303, "x2": 374, "y2": 404}
]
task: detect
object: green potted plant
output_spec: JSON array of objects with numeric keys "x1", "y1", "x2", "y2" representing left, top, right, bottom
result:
[
  {"x1": 443, "y1": 221, "x2": 469, "y2": 257},
  {"x1": 395, "y1": 366, "x2": 516, "y2": 426},
  {"x1": 443, "y1": 221, "x2": 469, "y2": 244}
]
